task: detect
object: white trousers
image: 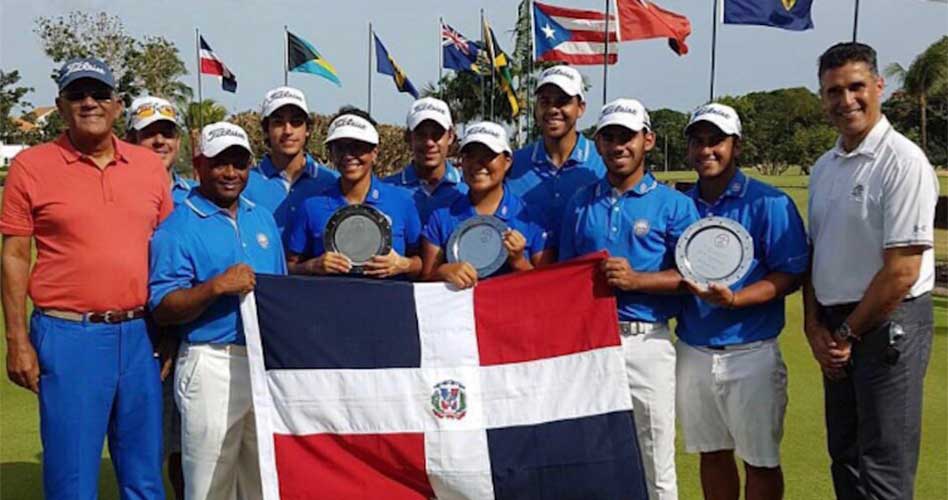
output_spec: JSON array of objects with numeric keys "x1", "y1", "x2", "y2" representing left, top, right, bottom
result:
[
  {"x1": 620, "y1": 324, "x2": 678, "y2": 500},
  {"x1": 175, "y1": 343, "x2": 262, "y2": 500}
]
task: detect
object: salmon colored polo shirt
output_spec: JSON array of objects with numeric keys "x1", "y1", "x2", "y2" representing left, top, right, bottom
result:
[{"x1": 0, "y1": 134, "x2": 173, "y2": 312}]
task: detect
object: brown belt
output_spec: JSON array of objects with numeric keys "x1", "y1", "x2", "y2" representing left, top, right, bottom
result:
[{"x1": 40, "y1": 307, "x2": 146, "y2": 324}]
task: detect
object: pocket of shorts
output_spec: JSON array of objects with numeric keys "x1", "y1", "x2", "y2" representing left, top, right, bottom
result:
[
  {"x1": 29, "y1": 315, "x2": 55, "y2": 375},
  {"x1": 175, "y1": 348, "x2": 202, "y2": 405}
]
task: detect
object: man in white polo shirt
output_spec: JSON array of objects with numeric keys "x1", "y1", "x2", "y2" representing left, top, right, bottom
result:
[{"x1": 805, "y1": 42, "x2": 938, "y2": 500}]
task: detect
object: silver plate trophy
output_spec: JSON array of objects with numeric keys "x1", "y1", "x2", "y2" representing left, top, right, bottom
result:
[
  {"x1": 446, "y1": 215, "x2": 509, "y2": 278},
  {"x1": 324, "y1": 204, "x2": 393, "y2": 274},
  {"x1": 675, "y1": 216, "x2": 754, "y2": 287}
]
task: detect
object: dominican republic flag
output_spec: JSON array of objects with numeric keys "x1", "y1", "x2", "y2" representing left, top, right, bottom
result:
[
  {"x1": 241, "y1": 252, "x2": 648, "y2": 499},
  {"x1": 199, "y1": 35, "x2": 237, "y2": 92},
  {"x1": 533, "y1": 1, "x2": 618, "y2": 65}
]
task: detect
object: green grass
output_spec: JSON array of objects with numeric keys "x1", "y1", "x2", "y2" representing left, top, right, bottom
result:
[{"x1": 1, "y1": 173, "x2": 946, "y2": 499}]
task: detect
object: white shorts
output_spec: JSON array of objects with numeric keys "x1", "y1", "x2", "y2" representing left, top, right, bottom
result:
[{"x1": 676, "y1": 339, "x2": 787, "y2": 468}]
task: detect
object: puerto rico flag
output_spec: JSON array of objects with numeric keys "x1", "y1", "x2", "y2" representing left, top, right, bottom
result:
[
  {"x1": 241, "y1": 252, "x2": 648, "y2": 499},
  {"x1": 533, "y1": 1, "x2": 618, "y2": 65},
  {"x1": 199, "y1": 35, "x2": 237, "y2": 92}
]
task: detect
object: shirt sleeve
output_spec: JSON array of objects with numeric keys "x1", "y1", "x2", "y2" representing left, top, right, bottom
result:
[
  {"x1": 403, "y1": 199, "x2": 423, "y2": 253},
  {"x1": 148, "y1": 223, "x2": 195, "y2": 311},
  {"x1": 285, "y1": 201, "x2": 312, "y2": 256},
  {"x1": 664, "y1": 196, "x2": 700, "y2": 269},
  {"x1": 156, "y1": 167, "x2": 174, "y2": 223},
  {"x1": 557, "y1": 192, "x2": 582, "y2": 262},
  {"x1": 761, "y1": 194, "x2": 809, "y2": 275},
  {"x1": 0, "y1": 156, "x2": 36, "y2": 236},
  {"x1": 882, "y1": 156, "x2": 938, "y2": 249},
  {"x1": 421, "y1": 210, "x2": 447, "y2": 249}
]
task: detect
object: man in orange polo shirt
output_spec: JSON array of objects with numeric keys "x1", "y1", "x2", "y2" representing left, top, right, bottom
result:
[{"x1": 1, "y1": 58, "x2": 171, "y2": 500}]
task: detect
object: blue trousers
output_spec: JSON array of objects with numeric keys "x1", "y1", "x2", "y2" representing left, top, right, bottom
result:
[{"x1": 30, "y1": 311, "x2": 165, "y2": 500}]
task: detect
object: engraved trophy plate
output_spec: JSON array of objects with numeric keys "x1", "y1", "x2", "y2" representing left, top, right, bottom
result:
[
  {"x1": 324, "y1": 204, "x2": 393, "y2": 273},
  {"x1": 446, "y1": 215, "x2": 509, "y2": 278},
  {"x1": 675, "y1": 216, "x2": 754, "y2": 287}
]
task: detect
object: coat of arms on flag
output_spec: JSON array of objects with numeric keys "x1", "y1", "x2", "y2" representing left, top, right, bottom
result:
[{"x1": 241, "y1": 252, "x2": 649, "y2": 499}]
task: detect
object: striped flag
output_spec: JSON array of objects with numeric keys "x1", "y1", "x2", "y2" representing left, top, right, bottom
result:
[
  {"x1": 199, "y1": 35, "x2": 237, "y2": 92},
  {"x1": 241, "y1": 253, "x2": 648, "y2": 499},
  {"x1": 533, "y1": 1, "x2": 618, "y2": 65}
]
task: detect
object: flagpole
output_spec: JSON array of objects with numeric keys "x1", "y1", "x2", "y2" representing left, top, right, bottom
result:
[
  {"x1": 368, "y1": 22, "x2": 373, "y2": 115},
  {"x1": 488, "y1": 12, "x2": 496, "y2": 122},
  {"x1": 528, "y1": 0, "x2": 536, "y2": 143},
  {"x1": 195, "y1": 28, "x2": 204, "y2": 131},
  {"x1": 709, "y1": 0, "x2": 719, "y2": 101},
  {"x1": 602, "y1": 0, "x2": 610, "y2": 106},
  {"x1": 284, "y1": 26, "x2": 289, "y2": 85},
  {"x1": 438, "y1": 17, "x2": 444, "y2": 98},
  {"x1": 480, "y1": 9, "x2": 486, "y2": 120},
  {"x1": 852, "y1": 0, "x2": 860, "y2": 42}
]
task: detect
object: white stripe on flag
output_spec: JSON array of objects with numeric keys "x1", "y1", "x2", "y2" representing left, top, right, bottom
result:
[
  {"x1": 264, "y1": 346, "x2": 631, "y2": 435},
  {"x1": 241, "y1": 293, "x2": 281, "y2": 500},
  {"x1": 199, "y1": 48, "x2": 223, "y2": 63},
  {"x1": 549, "y1": 15, "x2": 617, "y2": 33},
  {"x1": 414, "y1": 283, "x2": 480, "y2": 368},
  {"x1": 553, "y1": 41, "x2": 615, "y2": 55}
]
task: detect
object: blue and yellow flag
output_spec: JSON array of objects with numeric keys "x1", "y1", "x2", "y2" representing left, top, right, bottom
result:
[
  {"x1": 287, "y1": 31, "x2": 342, "y2": 86},
  {"x1": 723, "y1": 0, "x2": 814, "y2": 31},
  {"x1": 374, "y1": 34, "x2": 419, "y2": 98}
]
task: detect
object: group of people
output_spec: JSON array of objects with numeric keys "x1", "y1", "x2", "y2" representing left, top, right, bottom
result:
[{"x1": 0, "y1": 40, "x2": 938, "y2": 500}]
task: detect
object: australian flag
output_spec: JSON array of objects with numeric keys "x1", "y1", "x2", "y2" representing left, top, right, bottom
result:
[
  {"x1": 241, "y1": 252, "x2": 649, "y2": 499},
  {"x1": 723, "y1": 0, "x2": 814, "y2": 31},
  {"x1": 442, "y1": 22, "x2": 482, "y2": 74}
]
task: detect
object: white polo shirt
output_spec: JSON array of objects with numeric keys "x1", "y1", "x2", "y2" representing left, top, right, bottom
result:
[{"x1": 808, "y1": 116, "x2": 938, "y2": 306}]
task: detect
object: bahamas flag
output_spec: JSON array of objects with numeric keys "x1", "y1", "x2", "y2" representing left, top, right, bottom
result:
[
  {"x1": 287, "y1": 31, "x2": 342, "y2": 86},
  {"x1": 723, "y1": 0, "x2": 814, "y2": 31},
  {"x1": 374, "y1": 34, "x2": 419, "y2": 98}
]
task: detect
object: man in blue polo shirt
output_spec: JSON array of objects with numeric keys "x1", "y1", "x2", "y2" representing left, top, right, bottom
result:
[
  {"x1": 383, "y1": 97, "x2": 467, "y2": 223},
  {"x1": 243, "y1": 86, "x2": 339, "y2": 236},
  {"x1": 149, "y1": 122, "x2": 286, "y2": 500},
  {"x1": 559, "y1": 99, "x2": 698, "y2": 500},
  {"x1": 676, "y1": 103, "x2": 808, "y2": 500},
  {"x1": 509, "y1": 65, "x2": 605, "y2": 234}
]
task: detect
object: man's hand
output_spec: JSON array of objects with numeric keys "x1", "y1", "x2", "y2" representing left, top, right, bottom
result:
[
  {"x1": 6, "y1": 338, "x2": 39, "y2": 393},
  {"x1": 364, "y1": 250, "x2": 410, "y2": 278},
  {"x1": 305, "y1": 252, "x2": 352, "y2": 275},
  {"x1": 684, "y1": 279, "x2": 736, "y2": 308},
  {"x1": 503, "y1": 229, "x2": 527, "y2": 263},
  {"x1": 438, "y1": 262, "x2": 478, "y2": 289},
  {"x1": 211, "y1": 264, "x2": 256, "y2": 296},
  {"x1": 601, "y1": 257, "x2": 641, "y2": 291},
  {"x1": 804, "y1": 320, "x2": 851, "y2": 378},
  {"x1": 156, "y1": 334, "x2": 180, "y2": 382}
]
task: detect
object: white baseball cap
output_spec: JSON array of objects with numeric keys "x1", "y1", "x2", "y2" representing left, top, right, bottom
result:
[
  {"x1": 596, "y1": 98, "x2": 651, "y2": 134},
  {"x1": 460, "y1": 121, "x2": 511, "y2": 155},
  {"x1": 685, "y1": 103, "x2": 742, "y2": 138},
  {"x1": 406, "y1": 97, "x2": 452, "y2": 131},
  {"x1": 324, "y1": 114, "x2": 379, "y2": 145},
  {"x1": 199, "y1": 122, "x2": 253, "y2": 158},
  {"x1": 127, "y1": 96, "x2": 179, "y2": 131},
  {"x1": 261, "y1": 86, "x2": 309, "y2": 118},
  {"x1": 535, "y1": 65, "x2": 585, "y2": 102}
]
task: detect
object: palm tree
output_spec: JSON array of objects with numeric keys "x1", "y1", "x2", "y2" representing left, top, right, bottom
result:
[{"x1": 885, "y1": 36, "x2": 948, "y2": 154}]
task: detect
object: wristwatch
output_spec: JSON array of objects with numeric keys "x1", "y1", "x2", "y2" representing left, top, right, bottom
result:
[{"x1": 833, "y1": 321, "x2": 858, "y2": 343}]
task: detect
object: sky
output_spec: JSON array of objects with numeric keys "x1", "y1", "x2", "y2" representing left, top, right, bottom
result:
[{"x1": 2, "y1": 0, "x2": 946, "y2": 130}]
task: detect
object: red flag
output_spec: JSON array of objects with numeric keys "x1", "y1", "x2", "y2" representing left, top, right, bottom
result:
[{"x1": 615, "y1": 0, "x2": 692, "y2": 55}]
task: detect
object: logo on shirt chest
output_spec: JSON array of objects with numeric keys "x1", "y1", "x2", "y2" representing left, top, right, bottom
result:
[
  {"x1": 257, "y1": 233, "x2": 269, "y2": 249},
  {"x1": 633, "y1": 219, "x2": 650, "y2": 237},
  {"x1": 850, "y1": 184, "x2": 865, "y2": 200}
]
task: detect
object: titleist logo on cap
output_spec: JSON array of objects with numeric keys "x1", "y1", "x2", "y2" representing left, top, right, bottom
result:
[
  {"x1": 63, "y1": 61, "x2": 106, "y2": 77},
  {"x1": 412, "y1": 102, "x2": 447, "y2": 115},
  {"x1": 694, "y1": 105, "x2": 732, "y2": 120},
  {"x1": 603, "y1": 104, "x2": 639, "y2": 116},
  {"x1": 330, "y1": 116, "x2": 368, "y2": 131},
  {"x1": 467, "y1": 126, "x2": 501, "y2": 138},
  {"x1": 208, "y1": 127, "x2": 247, "y2": 141},
  {"x1": 266, "y1": 89, "x2": 303, "y2": 104},
  {"x1": 541, "y1": 67, "x2": 577, "y2": 80}
]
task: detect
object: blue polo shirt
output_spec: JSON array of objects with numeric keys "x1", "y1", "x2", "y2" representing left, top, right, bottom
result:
[
  {"x1": 171, "y1": 170, "x2": 196, "y2": 206},
  {"x1": 148, "y1": 190, "x2": 287, "y2": 345},
  {"x1": 382, "y1": 162, "x2": 468, "y2": 224},
  {"x1": 508, "y1": 133, "x2": 606, "y2": 233},
  {"x1": 285, "y1": 177, "x2": 422, "y2": 260},
  {"x1": 423, "y1": 186, "x2": 551, "y2": 278},
  {"x1": 243, "y1": 154, "x2": 339, "y2": 236},
  {"x1": 677, "y1": 171, "x2": 809, "y2": 346},
  {"x1": 559, "y1": 172, "x2": 699, "y2": 323}
]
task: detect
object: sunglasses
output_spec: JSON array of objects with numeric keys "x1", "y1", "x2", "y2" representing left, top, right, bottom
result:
[
  {"x1": 135, "y1": 103, "x2": 177, "y2": 120},
  {"x1": 60, "y1": 88, "x2": 114, "y2": 102}
]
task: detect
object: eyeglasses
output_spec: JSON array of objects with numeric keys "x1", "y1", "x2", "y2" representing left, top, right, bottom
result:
[
  {"x1": 135, "y1": 103, "x2": 177, "y2": 120},
  {"x1": 60, "y1": 89, "x2": 114, "y2": 102}
]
